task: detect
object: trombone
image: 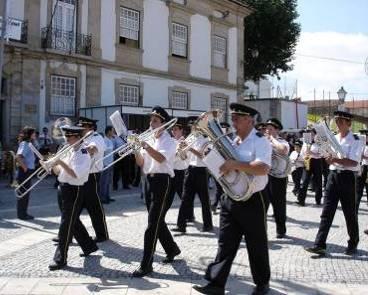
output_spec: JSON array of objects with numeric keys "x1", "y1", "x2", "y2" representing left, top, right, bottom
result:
[
  {"x1": 14, "y1": 130, "x2": 93, "y2": 198},
  {"x1": 99, "y1": 118, "x2": 178, "y2": 171}
]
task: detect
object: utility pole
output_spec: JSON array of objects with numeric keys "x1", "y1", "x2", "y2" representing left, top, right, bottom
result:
[{"x1": 0, "y1": 0, "x2": 8, "y2": 101}]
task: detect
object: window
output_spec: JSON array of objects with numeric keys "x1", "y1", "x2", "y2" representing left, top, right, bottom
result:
[
  {"x1": 213, "y1": 36, "x2": 227, "y2": 68},
  {"x1": 120, "y1": 7, "x2": 140, "y2": 47},
  {"x1": 173, "y1": 0, "x2": 186, "y2": 4},
  {"x1": 172, "y1": 23, "x2": 188, "y2": 58},
  {"x1": 51, "y1": 75, "x2": 76, "y2": 116},
  {"x1": 171, "y1": 91, "x2": 188, "y2": 109},
  {"x1": 52, "y1": 0, "x2": 76, "y2": 52},
  {"x1": 119, "y1": 84, "x2": 140, "y2": 106},
  {"x1": 211, "y1": 96, "x2": 228, "y2": 120}
]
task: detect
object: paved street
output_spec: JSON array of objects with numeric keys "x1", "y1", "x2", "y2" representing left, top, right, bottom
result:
[{"x1": 0, "y1": 177, "x2": 368, "y2": 294}]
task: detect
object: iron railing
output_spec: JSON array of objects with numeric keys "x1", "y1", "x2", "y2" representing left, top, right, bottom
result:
[{"x1": 41, "y1": 27, "x2": 92, "y2": 56}]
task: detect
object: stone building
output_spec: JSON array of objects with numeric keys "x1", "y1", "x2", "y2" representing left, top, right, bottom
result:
[{"x1": 0, "y1": 0, "x2": 251, "y2": 146}]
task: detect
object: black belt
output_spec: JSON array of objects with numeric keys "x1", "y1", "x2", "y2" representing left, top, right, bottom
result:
[
  {"x1": 331, "y1": 170, "x2": 354, "y2": 175},
  {"x1": 147, "y1": 173, "x2": 169, "y2": 178},
  {"x1": 59, "y1": 182, "x2": 82, "y2": 188}
]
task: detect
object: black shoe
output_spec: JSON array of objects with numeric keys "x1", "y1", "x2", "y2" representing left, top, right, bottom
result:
[
  {"x1": 186, "y1": 217, "x2": 195, "y2": 223},
  {"x1": 52, "y1": 237, "x2": 59, "y2": 243},
  {"x1": 316, "y1": 200, "x2": 321, "y2": 205},
  {"x1": 276, "y1": 233, "x2": 285, "y2": 239},
  {"x1": 201, "y1": 226, "x2": 214, "y2": 232},
  {"x1": 18, "y1": 214, "x2": 34, "y2": 220},
  {"x1": 101, "y1": 200, "x2": 110, "y2": 204},
  {"x1": 93, "y1": 237, "x2": 108, "y2": 243},
  {"x1": 48, "y1": 262, "x2": 66, "y2": 271},
  {"x1": 162, "y1": 248, "x2": 181, "y2": 263},
  {"x1": 305, "y1": 246, "x2": 326, "y2": 256},
  {"x1": 172, "y1": 227, "x2": 186, "y2": 233},
  {"x1": 344, "y1": 246, "x2": 357, "y2": 255},
  {"x1": 252, "y1": 283, "x2": 270, "y2": 295},
  {"x1": 80, "y1": 244, "x2": 99, "y2": 257},
  {"x1": 109, "y1": 198, "x2": 115, "y2": 202},
  {"x1": 132, "y1": 266, "x2": 153, "y2": 277},
  {"x1": 192, "y1": 284, "x2": 225, "y2": 295},
  {"x1": 364, "y1": 229, "x2": 368, "y2": 235},
  {"x1": 295, "y1": 201, "x2": 305, "y2": 206}
]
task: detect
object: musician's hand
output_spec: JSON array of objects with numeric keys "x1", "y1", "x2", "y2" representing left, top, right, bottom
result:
[
  {"x1": 220, "y1": 160, "x2": 238, "y2": 175},
  {"x1": 178, "y1": 141, "x2": 188, "y2": 150},
  {"x1": 22, "y1": 166, "x2": 28, "y2": 173},
  {"x1": 86, "y1": 146, "x2": 96, "y2": 156}
]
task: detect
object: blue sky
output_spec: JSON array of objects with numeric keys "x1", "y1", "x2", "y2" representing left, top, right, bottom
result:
[
  {"x1": 297, "y1": 0, "x2": 368, "y2": 34},
  {"x1": 273, "y1": 0, "x2": 368, "y2": 101}
]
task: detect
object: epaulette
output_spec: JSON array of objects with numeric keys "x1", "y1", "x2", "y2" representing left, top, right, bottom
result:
[
  {"x1": 256, "y1": 132, "x2": 264, "y2": 137},
  {"x1": 353, "y1": 134, "x2": 359, "y2": 140},
  {"x1": 81, "y1": 148, "x2": 88, "y2": 154}
]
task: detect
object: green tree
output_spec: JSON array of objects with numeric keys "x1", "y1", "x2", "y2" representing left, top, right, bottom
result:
[{"x1": 243, "y1": 0, "x2": 301, "y2": 81}]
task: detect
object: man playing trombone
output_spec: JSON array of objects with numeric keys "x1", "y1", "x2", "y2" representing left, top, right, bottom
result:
[
  {"x1": 48, "y1": 126, "x2": 98, "y2": 270},
  {"x1": 193, "y1": 103, "x2": 272, "y2": 295},
  {"x1": 132, "y1": 106, "x2": 181, "y2": 277}
]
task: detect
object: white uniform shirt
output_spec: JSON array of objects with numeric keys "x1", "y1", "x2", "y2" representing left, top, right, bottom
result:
[
  {"x1": 84, "y1": 132, "x2": 106, "y2": 173},
  {"x1": 188, "y1": 136, "x2": 209, "y2": 167},
  {"x1": 329, "y1": 131, "x2": 361, "y2": 172},
  {"x1": 141, "y1": 131, "x2": 176, "y2": 177},
  {"x1": 362, "y1": 146, "x2": 368, "y2": 166},
  {"x1": 289, "y1": 150, "x2": 304, "y2": 168},
  {"x1": 301, "y1": 142, "x2": 322, "y2": 159},
  {"x1": 234, "y1": 128, "x2": 272, "y2": 193},
  {"x1": 58, "y1": 145, "x2": 91, "y2": 186},
  {"x1": 103, "y1": 137, "x2": 114, "y2": 167},
  {"x1": 173, "y1": 138, "x2": 189, "y2": 170}
]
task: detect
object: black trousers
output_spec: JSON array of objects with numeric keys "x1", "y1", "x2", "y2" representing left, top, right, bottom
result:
[
  {"x1": 212, "y1": 180, "x2": 224, "y2": 208},
  {"x1": 356, "y1": 165, "x2": 368, "y2": 210},
  {"x1": 205, "y1": 192, "x2": 270, "y2": 288},
  {"x1": 82, "y1": 173, "x2": 109, "y2": 240},
  {"x1": 291, "y1": 167, "x2": 303, "y2": 195},
  {"x1": 264, "y1": 175, "x2": 288, "y2": 235},
  {"x1": 177, "y1": 166, "x2": 213, "y2": 230},
  {"x1": 166, "y1": 169, "x2": 186, "y2": 210},
  {"x1": 54, "y1": 183, "x2": 97, "y2": 264},
  {"x1": 141, "y1": 174, "x2": 179, "y2": 268},
  {"x1": 315, "y1": 170, "x2": 359, "y2": 249},
  {"x1": 298, "y1": 158, "x2": 323, "y2": 204},
  {"x1": 16, "y1": 169, "x2": 34, "y2": 218}
]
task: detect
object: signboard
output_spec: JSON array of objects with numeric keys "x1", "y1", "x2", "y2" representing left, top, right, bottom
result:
[{"x1": 0, "y1": 16, "x2": 22, "y2": 41}]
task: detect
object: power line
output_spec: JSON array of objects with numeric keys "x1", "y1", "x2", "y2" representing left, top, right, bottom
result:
[{"x1": 296, "y1": 53, "x2": 363, "y2": 64}]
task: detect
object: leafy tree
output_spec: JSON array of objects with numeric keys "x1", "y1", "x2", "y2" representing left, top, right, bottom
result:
[{"x1": 243, "y1": 0, "x2": 301, "y2": 81}]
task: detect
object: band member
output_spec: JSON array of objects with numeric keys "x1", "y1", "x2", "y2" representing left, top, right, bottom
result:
[
  {"x1": 166, "y1": 121, "x2": 190, "y2": 211},
  {"x1": 48, "y1": 126, "x2": 98, "y2": 270},
  {"x1": 77, "y1": 117, "x2": 109, "y2": 242},
  {"x1": 356, "y1": 130, "x2": 368, "y2": 210},
  {"x1": 99, "y1": 126, "x2": 115, "y2": 204},
  {"x1": 297, "y1": 129, "x2": 323, "y2": 206},
  {"x1": 193, "y1": 103, "x2": 272, "y2": 295},
  {"x1": 173, "y1": 116, "x2": 213, "y2": 233},
  {"x1": 305, "y1": 111, "x2": 361, "y2": 256},
  {"x1": 255, "y1": 122, "x2": 267, "y2": 135},
  {"x1": 15, "y1": 126, "x2": 36, "y2": 220},
  {"x1": 132, "y1": 106, "x2": 181, "y2": 277},
  {"x1": 264, "y1": 118, "x2": 290, "y2": 238},
  {"x1": 289, "y1": 140, "x2": 304, "y2": 196}
]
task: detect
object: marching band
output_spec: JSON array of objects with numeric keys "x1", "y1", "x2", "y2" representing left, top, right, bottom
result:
[{"x1": 8, "y1": 104, "x2": 368, "y2": 295}]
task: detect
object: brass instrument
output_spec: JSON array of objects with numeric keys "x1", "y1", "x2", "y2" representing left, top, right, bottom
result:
[
  {"x1": 99, "y1": 118, "x2": 178, "y2": 171},
  {"x1": 194, "y1": 110, "x2": 256, "y2": 202},
  {"x1": 176, "y1": 131, "x2": 202, "y2": 160},
  {"x1": 302, "y1": 132, "x2": 313, "y2": 171},
  {"x1": 269, "y1": 152, "x2": 292, "y2": 178}
]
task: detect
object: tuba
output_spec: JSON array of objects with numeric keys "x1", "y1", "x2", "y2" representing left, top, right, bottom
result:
[
  {"x1": 195, "y1": 110, "x2": 256, "y2": 202},
  {"x1": 269, "y1": 152, "x2": 292, "y2": 178}
]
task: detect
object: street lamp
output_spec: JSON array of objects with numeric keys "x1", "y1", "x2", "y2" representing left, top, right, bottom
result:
[{"x1": 337, "y1": 86, "x2": 347, "y2": 102}]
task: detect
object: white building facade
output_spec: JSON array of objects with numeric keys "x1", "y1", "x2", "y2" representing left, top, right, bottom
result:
[{"x1": 0, "y1": 0, "x2": 251, "y2": 145}]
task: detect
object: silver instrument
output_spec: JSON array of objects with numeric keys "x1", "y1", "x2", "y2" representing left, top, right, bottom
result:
[
  {"x1": 313, "y1": 120, "x2": 346, "y2": 159},
  {"x1": 176, "y1": 131, "x2": 202, "y2": 160},
  {"x1": 195, "y1": 110, "x2": 256, "y2": 202},
  {"x1": 99, "y1": 117, "x2": 178, "y2": 171},
  {"x1": 269, "y1": 152, "x2": 292, "y2": 178}
]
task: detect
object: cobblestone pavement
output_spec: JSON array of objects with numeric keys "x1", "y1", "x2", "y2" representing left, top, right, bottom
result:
[{"x1": 0, "y1": 178, "x2": 368, "y2": 294}]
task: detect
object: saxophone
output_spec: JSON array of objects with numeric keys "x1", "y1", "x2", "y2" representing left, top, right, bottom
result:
[{"x1": 302, "y1": 132, "x2": 312, "y2": 171}]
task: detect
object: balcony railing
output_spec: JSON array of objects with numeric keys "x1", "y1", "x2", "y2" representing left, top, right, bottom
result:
[
  {"x1": 0, "y1": 17, "x2": 28, "y2": 43},
  {"x1": 41, "y1": 27, "x2": 92, "y2": 56}
]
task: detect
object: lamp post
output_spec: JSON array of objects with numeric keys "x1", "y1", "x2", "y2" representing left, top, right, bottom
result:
[{"x1": 337, "y1": 86, "x2": 347, "y2": 111}]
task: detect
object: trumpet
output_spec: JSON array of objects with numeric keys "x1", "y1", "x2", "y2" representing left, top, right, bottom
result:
[
  {"x1": 99, "y1": 118, "x2": 178, "y2": 171},
  {"x1": 14, "y1": 130, "x2": 93, "y2": 198}
]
